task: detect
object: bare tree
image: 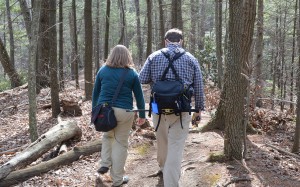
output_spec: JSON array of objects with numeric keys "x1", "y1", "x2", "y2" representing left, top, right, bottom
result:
[
  {"x1": 289, "y1": 0, "x2": 298, "y2": 113},
  {"x1": 70, "y1": 0, "x2": 79, "y2": 88},
  {"x1": 0, "y1": 38, "x2": 21, "y2": 88},
  {"x1": 291, "y1": 0, "x2": 300, "y2": 153},
  {"x1": 254, "y1": 0, "x2": 264, "y2": 107},
  {"x1": 49, "y1": 0, "x2": 61, "y2": 117},
  {"x1": 28, "y1": 0, "x2": 42, "y2": 142},
  {"x1": 202, "y1": 0, "x2": 256, "y2": 160},
  {"x1": 58, "y1": 0, "x2": 64, "y2": 90},
  {"x1": 104, "y1": 0, "x2": 111, "y2": 60},
  {"x1": 146, "y1": 0, "x2": 152, "y2": 57},
  {"x1": 118, "y1": 0, "x2": 126, "y2": 44},
  {"x1": 6, "y1": 0, "x2": 15, "y2": 88},
  {"x1": 157, "y1": 0, "x2": 165, "y2": 49},
  {"x1": 171, "y1": 0, "x2": 183, "y2": 30},
  {"x1": 18, "y1": 0, "x2": 31, "y2": 41},
  {"x1": 135, "y1": 0, "x2": 143, "y2": 63},
  {"x1": 84, "y1": 0, "x2": 93, "y2": 100},
  {"x1": 94, "y1": 0, "x2": 101, "y2": 74},
  {"x1": 215, "y1": 0, "x2": 223, "y2": 89},
  {"x1": 198, "y1": 0, "x2": 207, "y2": 50},
  {"x1": 37, "y1": 0, "x2": 50, "y2": 91}
]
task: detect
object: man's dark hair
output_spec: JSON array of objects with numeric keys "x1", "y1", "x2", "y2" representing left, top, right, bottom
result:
[{"x1": 164, "y1": 28, "x2": 183, "y2": 42}]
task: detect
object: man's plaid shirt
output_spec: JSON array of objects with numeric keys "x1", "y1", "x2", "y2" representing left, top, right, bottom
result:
[{"x1": 139, "y1": 43, "x2": 205, "y2": 111}]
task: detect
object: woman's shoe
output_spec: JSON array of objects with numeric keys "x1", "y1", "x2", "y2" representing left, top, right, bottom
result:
[
  {"x1": 97, "y1": 166, "x2": 109, "y2": 174},
  {"x1": 112, "y1": 176, "x2": 129, "y2": 187}
]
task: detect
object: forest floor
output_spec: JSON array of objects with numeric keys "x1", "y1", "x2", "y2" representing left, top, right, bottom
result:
[{"x1": 0, "y1": 74, "x2": 300, "y2": 187}]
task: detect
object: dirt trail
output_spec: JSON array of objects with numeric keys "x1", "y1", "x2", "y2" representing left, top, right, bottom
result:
[{"x1": 95, "y1": 112, "x2": 228, "y2": 187}]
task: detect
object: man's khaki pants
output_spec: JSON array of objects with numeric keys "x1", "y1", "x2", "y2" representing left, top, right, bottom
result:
[
  {"x1": 153, "y1": 112, "x2": 191, "y2": 187},
  {"x1": 100, "y1": 107, "x2": 134, "y2": 186}
]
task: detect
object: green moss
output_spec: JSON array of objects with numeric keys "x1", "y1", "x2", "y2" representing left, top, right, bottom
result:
[
  {"x1": 207, "y1": 151, "x2": 227, "y2": 162},
  {"x1": 135, "y1": 143, "x2": 150, "y2": 156},
  {"x1": 203, "y1": 173, "x2": 222, "y2": 186}
]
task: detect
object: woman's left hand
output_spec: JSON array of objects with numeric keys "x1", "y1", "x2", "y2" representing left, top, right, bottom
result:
[{"x1": 136, "y1": 118, "x2": 146, "y2": 126}]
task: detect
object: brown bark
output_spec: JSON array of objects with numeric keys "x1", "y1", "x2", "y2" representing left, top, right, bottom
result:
[
  {"x1": 158, "y1": 0, "x2": 165, "y2": 49},
  {"x1": 58, "y1": 0, "x2": 64, "y2": 90},
  {"x1": 18, "y1": 0, "x2": 31, "y2": 41},
  {"x1": 135, "y1": 0, "x2": 143, "y2": 63},
  {"x1": 171, "y1": 0, "x2": 183, "y2": 30},
  {"x1": 104, "y1": 0, "x2": 111, "y2": 59},
  {"x1": 0, "y1": 38, "x2": 21, "y2": 87},
  {"x1": 118, "y1": 0, "x2": 126, "y2": 44},
  {"x1": 84, "y1": 0, "x2": 93, "y2": 100},
  {"x1": 0, "y1": 140, "x2": 101, "y2": 187},
  {"x1": 28, "y1": 0, "x2": 42, "y2": 142},
  {"x1": 215, "y1": 0, "x2": 223, "y2": 89},
  {"x1": 0, "y1": 120, "x2": 82, "y2": 180},
  {"x1": 6, "y1": 0, "x2": 15, "y2": 88},
  {"x1": 289, "y1": 0, "x2": 298, "y2": 113},
  {"x1": 291, "y1": 0, "x2": 300, "y2": 153},
  {"x1": 37, "y1": 0, "x2": 50, "y2": 89},
  {"x1": 146, "y1": 0, "x2": 152, "y2": 57},
  {"x1": 94, "y1": 0, "x2": 101, "y2": 74},
  {"x1": 49, "y1": 0, "x2": 61, "y2": 117},
  {"x1": 254, "y1": 0, "x2": 264, "y2": 107},
  {"x1": 69, "y1": 0, "x2": 79, "y2": 88}
]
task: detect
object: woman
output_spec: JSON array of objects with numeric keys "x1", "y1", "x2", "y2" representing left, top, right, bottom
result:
[{"x1": 92, "y1": 45, "x2": 146, "y2": 187}]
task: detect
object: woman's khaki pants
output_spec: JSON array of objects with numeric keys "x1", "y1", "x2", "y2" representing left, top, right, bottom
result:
[{"x1": 100, "y1": 107, "x2": 134, "y2": 186}]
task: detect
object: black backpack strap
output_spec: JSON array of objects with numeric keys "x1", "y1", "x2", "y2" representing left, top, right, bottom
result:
[
  {"x1": 179, "y1": 112, "x2": 183, "y2": 129},
  {"x1": 155, "y1": 114, "x2": 162, "y2": 131},
  {"x1": 160, "y1": 48, "x2": 185, "y2": 81},
  {"x1": 111, "y1": 69, "x2": 129, "y2": 105}
]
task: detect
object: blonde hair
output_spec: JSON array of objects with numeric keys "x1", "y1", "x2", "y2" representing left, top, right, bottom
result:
[{"x1": 105, "y1": 45, "x2": 134, "y2": 68}]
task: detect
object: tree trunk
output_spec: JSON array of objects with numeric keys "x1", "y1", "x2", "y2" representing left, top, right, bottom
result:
[
  {"x1": 118, "y1": 0, "x2": 126, "y2": 45},
  {"x1": 271, "y1": 15, "x2": 279, "y2": 110},
  {"x1": 205, "y1": 0, "x2": 256, "y2": 160},
  {"x1": 289, "y1": 0, "x2": 297, "y2": 113},
  {"x1": 6, "y1": 0, "x2": 15, "y2": 88},
  {"x1": 135, "y1": 0, "x2": 143, "y2": 64},
  {"x1": 215, "y1": 0, "x2": 223, "y2": 89},
  {"x1": 254, "y1": 0, "x2": 264, "y2": 107},
  {"x1": 291, "y1": 0, "x2": 300, "y2": 153},
  {"x1": 70, "y1": 0, "x2": 79, "y2": 88},
  {"x1": 223, "y1": 0, "x2": 245, "y2": 160},
  {"x1": 37, "y1": 0, "x2": 50, "y2": 90},
  {"x1": 28, "y1": 0, "x2": 42, "y2": 142},
  {"x1": 104, "y1": 0, "x2": 111, "y2": 60},
  {"x1": 18, "y1": 0, "x2": 32, "y2": 41},
  {"x1": 146, "y1": 0, "x2": 152, "y2": 57},
  {"x1": 0, "y1": 38, "x2": 21, "y2": 88},
  {"x1": 189, "y1": 0, "x2": 196, "y2": 54},
  {"x1": 94, "y1": 0, "x2": 101, "y2": 74},
  {"x1": 58, "y1": 0, "x2": 64, "y2": 90},
  {"x1": 171, "y1": 0, "x2": 183, "y2": 30},
  {"x1": 49, "y1": 0, "x2": 61, "y2": 117},
  {"x1": 84, "y1": 0, "x2": 93, "y2": 100},
  {"x1": 279, "y1": 4, "x2": 287, "y2": 111},
  {"x1": 0, "y1": 120, "x2": 82, "y2": 181},
  {"x1": 158, "y1": 0, "x2": 165, "y2": 49},
  {"x1": 198, "y1": 0, "x2": 207, "y2": 50}
]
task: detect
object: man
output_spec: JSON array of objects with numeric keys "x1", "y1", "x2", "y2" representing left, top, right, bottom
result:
[{"x1": 139, "y1": 28, "x2": 205, "y2": 186}]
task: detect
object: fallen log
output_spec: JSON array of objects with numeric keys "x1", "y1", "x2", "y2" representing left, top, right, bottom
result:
[
  {"x1": 0, "y1": 140, "x2": 101, "y2": 187},
  {"x1": 0, "y1": 120, "x2": 82, "y2": 180},
  {"x1": 265, "y1": 143, "x2": 300, "y2": 159}
]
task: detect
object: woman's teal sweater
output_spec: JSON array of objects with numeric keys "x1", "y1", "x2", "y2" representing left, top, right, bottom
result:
[{"x1": 92, "y1": 65, "x2": 145, "y2": 118}]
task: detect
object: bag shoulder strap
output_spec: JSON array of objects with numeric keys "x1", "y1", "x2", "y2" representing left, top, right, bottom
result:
[
  {"x1": 160, "y1": 48, "x2": 185, "y2": 81},
  {"x1": 111, "y1": 68, "x2": 129, "y2": 105}
]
